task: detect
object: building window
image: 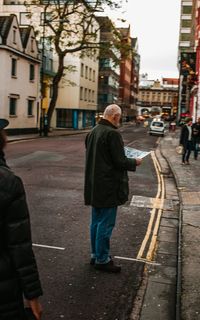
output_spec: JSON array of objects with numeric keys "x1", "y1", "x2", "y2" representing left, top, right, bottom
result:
[
  {"x1": 56, "y1": 109, "x2": 73, "y2": 128},
  {"x1": 103, "y1": 76, "x2": 108, "y2": 85},
  {"x1": 103, "y1": 94, "x2": 108, "y2": 103},
  {"x1": 49, "y1": 58, "x2": 53, "y2": 71},
  {"x1": 84, "y1": 88, "x2": 88, "y2": 101},
  {"x1": 81, "y1": 63, "x2": 84, "y2": 77},
  {"x1": 80, "y1": 87, "x2": 83, "y2": 100},
  {"x1": 182, "y1": 6, "x2": 192, "y2": 14},
  {"x1": 13, "y1": 28, "x2": 17, "y2": 44},
  {"x1": 180, "y1": 33, "x2": 191, "y2": 41},
  {"x1": 85, "y1": 66, "x2": 88, "y2": 79},
  {"x1": 9, "y1": 97, "x2": 17, "y2": 116},
  {"x1": 49, "y1": 84, "x2": 53, "y2": 98},
  {"x1": 29, "y1": 64, "x2": 35, "y2": 81},
  {"x1": 11, "y1": 58, "x2": 17, "y2": 77},
  {"x1": 28, "y1": 99, "x2": 34, "y2": 116},
  {"x1": 181, "y1": 20, "x2": 191, "y2": 28},
  {"x1": 31, "y1": 37, "x2": 34, "y2": 52}
]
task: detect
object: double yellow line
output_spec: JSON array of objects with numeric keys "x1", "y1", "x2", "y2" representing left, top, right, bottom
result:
[{"x1": 137, "y1": 151, "x2": 165, "y2": 262}]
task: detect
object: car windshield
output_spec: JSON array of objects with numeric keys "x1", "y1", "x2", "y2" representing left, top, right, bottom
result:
[{"x1": 152, "y1": 122, "x2": 164, "y2": 127}]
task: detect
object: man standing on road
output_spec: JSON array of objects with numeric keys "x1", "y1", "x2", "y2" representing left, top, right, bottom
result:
[{"x1": 84, "y1": 104, "x2": 142, "y2": 273}]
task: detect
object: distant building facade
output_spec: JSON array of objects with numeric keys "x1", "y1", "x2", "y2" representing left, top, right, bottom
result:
[
  {"x1": 1, "y1": 0, "x2": 99, "y2": 130},
  {"x1": 137, "y1": 75, "x2": 179, "y2": 119},
  {"x1": 0, "y1": 14, "x2": 40, "y2": 133},
  {"x1": 178, "y1": 0, "x2": 198, "y2": 121},
  {"x1": 118, "y1": 27, "x2": 140, "y2": 120},
  {"x1": 96, "y1": 16, "x2": 120, "y2": 114}
]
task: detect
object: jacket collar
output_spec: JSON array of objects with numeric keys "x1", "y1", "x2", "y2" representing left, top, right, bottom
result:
[{"x1": 98, "y1": 118, "x2": 117, "y2": 129}]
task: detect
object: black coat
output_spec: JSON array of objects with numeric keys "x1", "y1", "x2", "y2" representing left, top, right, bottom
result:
[
  {"x1": 180, "y1": 124, "x2": 193, "y2": 148},
  {"x1": 84, "y1": 119, "x2": 137, "y2": 207},
  {"x1": 0, "y1": 156, "x2": 42, "y2": 320},
  {"x1": 192, "y1": 122, "x2": 200, "y2": 142}
]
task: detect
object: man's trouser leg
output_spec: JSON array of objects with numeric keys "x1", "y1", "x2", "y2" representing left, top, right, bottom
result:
[{"x1": 90, "y1": 207, "x2": 117, "y2": 264}]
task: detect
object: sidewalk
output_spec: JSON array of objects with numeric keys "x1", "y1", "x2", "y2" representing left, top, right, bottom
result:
[
  {"x1": 160, "y1": 130, "x2": 200, "y2": 320},
  {"x1": 139, "y1": 129, "x2": 200, "y2": 320},
  {"x1": 7, "y1": 128, "x2": 90, "y2": 142}
]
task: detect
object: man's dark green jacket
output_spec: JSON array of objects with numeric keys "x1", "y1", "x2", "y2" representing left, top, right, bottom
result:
[{"x1": 84, "y1": 119, "x2": 137, "y2": 208}]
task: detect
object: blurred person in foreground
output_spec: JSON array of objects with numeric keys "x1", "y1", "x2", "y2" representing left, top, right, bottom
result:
[
  {"x1": 84, "y1": 104, "x2": 142, "y2": 273},
  {"x1": 179, "y1": 117, "x2": 193, "y2": 165},
  {"x1": 192, "y1": 117, "x2": 200, "y2": 160},
  {"x1": 0, "y1": 119, "x2": 43, "y2": 320}
]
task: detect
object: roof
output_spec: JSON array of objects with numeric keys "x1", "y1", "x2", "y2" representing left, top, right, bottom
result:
[{"x1": 0, "y1": 15, "x2": 15, "y2": 44}]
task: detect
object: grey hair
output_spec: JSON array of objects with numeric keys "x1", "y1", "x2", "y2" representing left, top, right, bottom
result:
[{"x1": 103, "y1": 104, "x2": 122, "y2": 117}]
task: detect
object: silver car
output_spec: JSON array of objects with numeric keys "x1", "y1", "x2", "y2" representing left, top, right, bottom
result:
[{"x1": 149, "y1": 120, "x2": 165, "y2": 137}]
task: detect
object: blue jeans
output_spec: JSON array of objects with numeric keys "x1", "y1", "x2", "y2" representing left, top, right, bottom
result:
[{"x1": 90, "y1": 207, "x2": 117, "y2": 264}]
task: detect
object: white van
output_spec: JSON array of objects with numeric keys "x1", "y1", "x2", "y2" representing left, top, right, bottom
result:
[{"x1": 149, "y1": 120, "x2": 165, "y2": 137}]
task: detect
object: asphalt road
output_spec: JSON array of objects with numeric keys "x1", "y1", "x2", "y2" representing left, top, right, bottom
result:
[{"x1": 6, "y1": 124, "x2": 159, "y2": 320}]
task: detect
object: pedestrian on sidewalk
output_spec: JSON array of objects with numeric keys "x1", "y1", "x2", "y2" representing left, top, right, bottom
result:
[
  {"x1": 0, "y1": 119, "x2": 43, "y2": 320},
  {"x1": 192, "y1": 117, "x2": 200, "y2": 160},
  {"x1": 84, "y1": 104, "x2": 142, "y2": 273},
  {"x1": 179, "y1": 117, "x2": 193, "y2": 165}
]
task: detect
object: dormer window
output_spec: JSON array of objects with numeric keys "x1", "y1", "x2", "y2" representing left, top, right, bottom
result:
[
  {"x1": 31, "y1": 37, "x2": 34, "y2": 52},
  {"x1": 13, "y1": 28, "x2": 17, "y2": 44}
]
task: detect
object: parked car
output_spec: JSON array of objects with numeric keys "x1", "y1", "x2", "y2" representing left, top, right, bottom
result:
[{"x1": 149, "y1": 120, "x2": 166, "y2": 137}]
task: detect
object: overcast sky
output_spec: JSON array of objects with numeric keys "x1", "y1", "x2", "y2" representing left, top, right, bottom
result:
[{"x1": 108, "y1": 0, "x2": 181, "y2": 80}]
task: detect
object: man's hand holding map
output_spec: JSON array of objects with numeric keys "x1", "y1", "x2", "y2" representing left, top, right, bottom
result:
[{"x1": 124, "y1": 146, "x2": 151, "y2": 159}]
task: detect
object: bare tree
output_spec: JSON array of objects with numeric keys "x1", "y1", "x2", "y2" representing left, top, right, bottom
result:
[{"x1": 25, "y1": 0, "x2": 128, "y2": 127}]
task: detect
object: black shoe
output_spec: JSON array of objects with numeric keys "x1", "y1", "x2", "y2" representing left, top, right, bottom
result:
[
  {"x1": 94, "y1": 260, "x2": 121, "y2": 273},
  {"x1": 90, "y1": 256, "x2": 112, "y2": 266}
]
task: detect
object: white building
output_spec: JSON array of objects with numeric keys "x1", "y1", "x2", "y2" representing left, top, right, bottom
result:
[
  {"x1": 54, "y1": 53, "x2": 99, "y2": 129},
  {"x1": 1, "y1": 0, "x2": 100, "y2": 130},
  {"x1": 0, "y1": 14, "x2": 40, "y2": 133}
]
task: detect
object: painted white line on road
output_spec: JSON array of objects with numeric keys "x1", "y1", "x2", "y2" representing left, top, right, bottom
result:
[
  {"x1": 114, "y1": 256, "x2": 161, "y2": 266},
  {"x1": 9, "y1": 139, "x2": 36, "y2": 144},
  {"x1": 33, "y1": 243, "x2": 65, "y2": 250}
]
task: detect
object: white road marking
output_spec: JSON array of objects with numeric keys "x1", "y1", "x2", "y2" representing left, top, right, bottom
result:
[
  {"x1": 33, "y1": 243, "x2": 65, "y2": 250},
  {"x1": 114, "y1": 256, "x2": 161, "y2": 266}
]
